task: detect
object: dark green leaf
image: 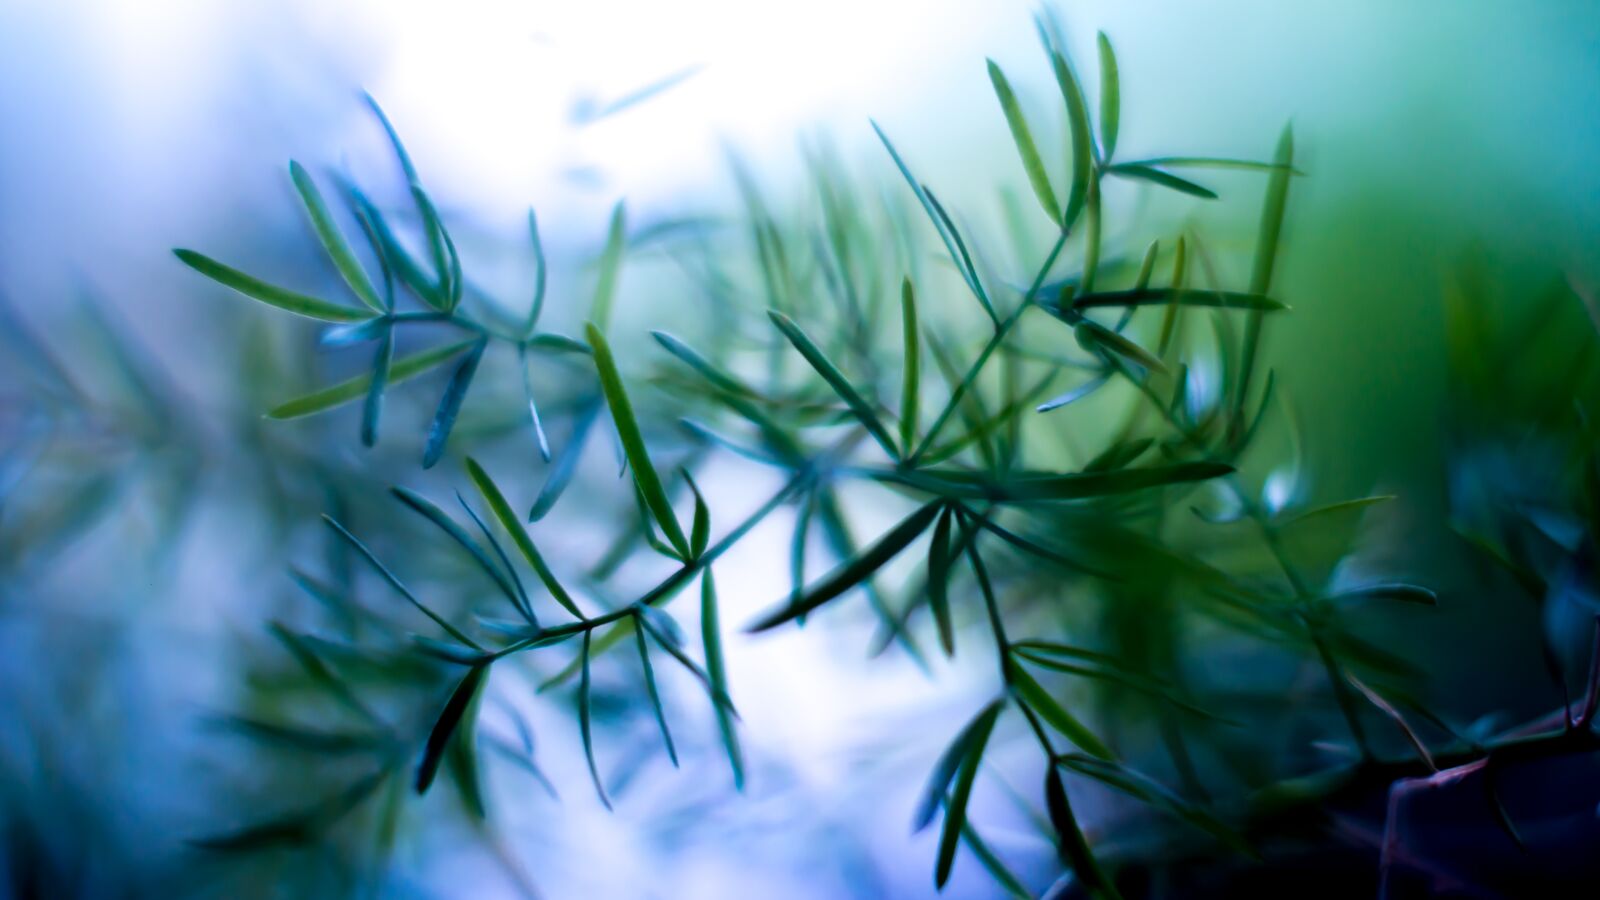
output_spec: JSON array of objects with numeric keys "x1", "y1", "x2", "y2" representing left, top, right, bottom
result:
[
  {"x1": 900, "y1": 277, "x2": 921, "y2": 453},
  {"x1": 1050, "y1": 51, "x2": 1093, "y2": 230},
  {"x1": 464, "y1": 457, "x2": 585, "y2": 620},
  {"x1": 1332, "y1": 583, "x2": 1437, "y2": 606},
  {"x1": 1071, "y1": 287, "x2": 1285, "y2": 312},
  {"x1": 913, "y1": 699, "x2": 1004, "y2": 831},
  {"x1": 927, "y1": 505, "x2": 956, "y2": 655},
  {"x1": 1009, "y1": 661, "x2": 1112, "y2": 759},
  {"x1": 1076, "y1": 318, "x2": 1168, "y2": 374},
  {"x1": 422, "y1": 339, "x2": 487, "y2": 469},
  {"x1": 769, "y1": 310, "x2": 900, "y2": 460},
  {"x1": 416, "y1": 664, "x2": 488, "y2": 793},
  {"x1": 685, "y1": 470, "x2": 710, "y2": 559},
  {"x1": 747, "y1": 501, "x2": 941, "y2": 631},
  {"x1": 1105, "y1": 164, "x2": 1217, "y2": 199},
  {"x1": 652, "y1": 330, "x2": 761, "y2": 399},
  {"x1": 174, "y1": 249, "x2": 372, "y2": 323},
  {"x1": 936, "y1": 705, "x2": 997, "y2": 888}
]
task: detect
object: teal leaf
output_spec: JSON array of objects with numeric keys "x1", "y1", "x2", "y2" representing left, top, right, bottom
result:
[
  {"x1": 421, "y1": 338, "x2": 487, "y2": 469},
  {"x1": 769, "y1": 310, "x2": 899, "y2": 460},
  {"x1": 465, "y1": 457, "x2": 585, "y2": 620},
  {"x1": 987, "y1": 59, "x2": 1062, "y2": 224},
  {"x1": 174, "y1": 250, "x2": 372, "y2": 323},
  {"x1": 267, "y1": 340, "x2": 474, "y2": 420},
  {"x1": 416, "y1": 664, "x2": 489, "y2": 793},
  {"x1": 289, "y1": 161, "x2": 385, "y2": 312}
]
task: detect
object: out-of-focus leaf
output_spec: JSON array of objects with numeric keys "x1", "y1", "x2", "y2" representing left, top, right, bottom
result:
[
  {"x1": 1071, "y1": 287, "x2": 1285, "y2": 312},
  {"x1": 174, "y1": 250, "x2": 372, "y2": 322},
  {"x1": 1057, "y1": 753, "x2": 1255, "y2": 856},
  {"x1": 914, "y1": 699, "x2": 1004, "y2": 831},
  {"x1": 900, "y1": 277, "x2": 921, "y2": 453},
  {"x1": 391, "y1": 486, "x2": 524, "y2": 617},
  {"x1": 927, "y1": 505, "x2": 956, "y2": 655},
  {"x1": 591, "y1": 202, "x2": 627, "y2": 333},
  {"x1": 935, "y1": 701, "x2": 1000, "y2": 888},
  {"x1": 578, "y1": 631, "x2": 612, "y2": 809},
  {"x1": 1050, "y1": 50, "x2": 1093, "y2": 231},
  {"x1": 360, "y1": 326, "x2": 393, "y2": 447},
  {"x1": 529, "y1": 398, "x2": 602, "y2": 522},
  {"x1": 525, "y1": 208, "x2": 548, "y2": 334},
  {"x1": 1332, "y1": 583, "x2": 1438, "y2": 606},
  {"x1": 1076, "y1": 318, "x2": 1168, "y2": 374},
  {"x1": 1009, "y1": 661, "x2": 1113, "y2": 759}
]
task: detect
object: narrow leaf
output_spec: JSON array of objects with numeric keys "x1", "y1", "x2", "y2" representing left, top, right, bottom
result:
[
  {"x1": 267, "y1": 340, "x2": 473, "y2": 420},
  {"x1": 289, "y1": 161, "x2": 384, "y2": 312},
  {"x1": 1009, "y1": 661, "x2": 1113, "y2": 759},
  {"x1": 578, "y1": 631, "x2": 612, "y2": 809},
  {"x1": 464, "y1": 458, "x2": 585, "y2": 620},
  {"x1": 914, "y1": 699, "x2": 1004, "y2": 831},
  {"x1": 588, "y1": 323, "x2": 691, "y2": 558},
  {"x1": 632, "y1": 614, "x2": 679, "y2": 766},
  {"x1": 360, "y1": 326, "x2": 393, "y2": 447},
  {"x1": 899, "y1": 277, "x2": 921, "y2": 453},
  {"x1": 174, "y1": 250, "x2": 371, "y2": 323},
  {"x1": 421, "y1": 339, "x2": 487, "y2": 469},
  {"x1": 747, "y1": 501, "x2": 941, "y2": 631},
  {"x1": 416, "y1": 664, "x2": 488, "y2": 792},
  {"x1": 936, "y1": 710, "x2": 995, "y2": 888},
  {"x1": 987, "y1": 59, "x2": 1062, "y2": 223},
  {"x1": 1051, "y1": 51, "x2": 1093, "y2": 230},
  {"x1": 591, "y1": 202, "x2": 627, "y2": 333},
  {"x1": 1105, "y1": 164, "x2": 1217, "y2": 199},
  {"x1": 1096, "y1": 33, "x2": 1120, "y2": 160},
  {"x1": 927, "y1": 505, "x2": 956, "y2": 655},
  {"x1": 769, "y1": 310, "x2": 899, "y2": 460},
  {"x1": 391, "y1": 486, "x2": 523, "y2": 616}
]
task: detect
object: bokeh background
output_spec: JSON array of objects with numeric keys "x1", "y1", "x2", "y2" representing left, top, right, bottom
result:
[{"x1": 3, "y1": 1, "x2": 1599, "y2": 897}]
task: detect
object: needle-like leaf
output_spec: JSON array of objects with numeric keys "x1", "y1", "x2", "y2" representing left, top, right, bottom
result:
[
  {"x1": 174, "y1": 250, "x2": 372, "y2": 323},
  {"x1": 360, "y1": 326, "x2": 393, "y2": 447},
  {"x1": 267, "y1": 340, "x2": 474, "y2": 420},
  {"x1": 747, "y1": 501, "x2": 941, "y2": 631},
  {"x1": 578, "y1": 631, "x2": 612, "y2": 810},
  {"x1": 529, "y1": 399, "x2": 603, "y2": 522},
  {"x1": 1096, "y1": 33, "x2": 1120, "y2": 161},
  {"x1": 913, "y1": 699, "x2": 1004, "y2": 832},
  {"x1": 289, "y1": 161, "x2": 385, "y2": 312},
  {"x1": 421, "y1": 338, "x2": 487, "y2": 469},
  {"x1": 935, "y1": 703, "x2": 1001, "y2": 888},
  {"x1": 591, "y1": 202, "x2": 627, "y2": 334},
  {"x1": 632, "y1": 614, "x2": 678, "y2": 766},
  {"x1": 1105, "y1": 163, "x2": 1218, "y2": 199},
  {"x1": 1051, "y1": 51, "x2": 1094, "y2": 231},
  {"x1": 927, "y1": 505, "x2": 956, "y2": 655},
  {"x1": 1009, "y1": 660, "x2": 1113, "y2": 759},
  {"x1": 900, "y1": 277, "x2": 921, "y2": 454},
  {"x1": 417, "y1": 664, "x2": 488, "y2": 793},
  {"x1": 588, "y1": 323, "x2": 691, "y2": 558},
  {"x1": 988, "y1": 59, "x2": 1062, "y2": 224},
  {"x1": 465, "y1": 458, "x2": 585, "y2": 620},
  {"x1": 391, "y1": 486, "x2": 524, "y2": 617},
  {"x1": 769, "y1": 310, "x2": 899, "y2": 460}
]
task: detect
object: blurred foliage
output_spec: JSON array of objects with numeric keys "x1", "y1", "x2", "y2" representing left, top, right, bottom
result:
[{"x1": 5, "y1": 9, "x2": 1600, "y2": 900}]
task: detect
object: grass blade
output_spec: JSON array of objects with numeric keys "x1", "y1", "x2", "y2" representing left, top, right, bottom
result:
[
  {"x1": 588, "y1": 323, "x2": 691, "y2": 559},
  {"x1": 174, "y1": 249, "x2": 372, "y2": 323},
  {"x1": 289, "y1": 161, "x2": 384, "y2": 312},
  {"x1": 700, "y1": 570, "x2": 745, "y2": 788},
  {"x1": 267, "y1": 340, "x2": 473, "y2": 419},
  {"x1": 747, "y1": 501, "x2": 941, "y2": 632},
  {"x1": 416, "y1": 665, "x2": 488, "y2": 793},
  {"x1": 987, "y1": 59, "x2": 1062, "y2": 223},
  {"x1": 464, "y1": 458, "x2": 585, "y2": 620},
  {"x1": 1097, "y1": 33, "x2": 1120, "y2": 161},
  {"x1": 769, "y1": 310, "x2": 899, "y2": 460},
  {"x1": 421, "y1": 338, "x2": 487, "y2": 469}
]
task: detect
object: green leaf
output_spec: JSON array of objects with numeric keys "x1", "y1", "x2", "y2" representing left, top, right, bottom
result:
[
  {"x1": 874, "y1": 461, "x2": 1232, "y2": 503},
  {"x1": 769, "y1": 310, "x2": 899, "y2": 460},
  {"x1": 364, "y1": 92, "x2": 419, "y2": 184},
  {"x1": 1117, "y1": 155, "x2": 1301, "y2": 173},
  {"x1": 1050, "y1": 51, "x2": 1093, "y2": 231},
  {"x1": 958, "y1": 822, "x2": 1033, "y2": 899},
  {"x1": 360, "y1": 326, "x2": 393, "y2": 447},
  {"x1": 1057, "y1": 754, "x2": 1255, "y2": 856},
  {"x1": 267, "y1": 340, "x2": 474, "y2": 419},
  {"x1": 685, "y1": 470, "x2": 710, "y2": 559},
  {"x1": 870, "y1": 121, "x2": 985, "y2": 308},
  {"x1": 591, "y1": 202, "x2": 627, "y2": 333},
  {"x1": 529, "y1": 398, "x2": 603, "y2": 522},
  {"x1": 926, "y1": 505, "x2": 956, "y2": 655},
  {"x1": 1036, "y1": 374, "x2": 1108, "y2": 413},
  {"x1": 747, "y1": 501, "x2": 941, "y2": 632},
  {"x1": 588, "y1": 324, "x2": 691, "y2": 558},
  {"x1": 421, "y1": 339, "x2": 487, "y2": 469},
  {"x1": 936, "y1": 705, "x2": 996, "y2": 888},
  {"x1": 1045, "y1": 767, "x2": 1124, "y2": 900},
  {"x1": 1096, "y1": 33, "x2": 1120, "y2": 161},
  {"x1": 174, "y1": 249, "x2": 372, "y2": 323},
  {"x1": 578, "y1": 630, "x2": 612, "y2": 810},
  {"x1": 1009, "y1": 661, "x2": 1113, "y2": 759},
  {"x1": 1238, "y1": 123, "x2": 1295, "y2": 409},
  {"x1": 416, "y1": 664, "x2": 488, "y2": 793},
  {"x1": 1076, "y1": 318, "x2": 1168, "y2": 374},
  {"x1": 525, "y1": 208, "x2": 548, "y2": 334},
  {"x1": 1332, "y1": 583, "x2": 1437, "y2": 606},
  {"x1": 1105, "y1": 163, "x2": 1217, "y2": 199},
  {"x1": 289, "y1": 161, "x2": 385, "y2": 312},
  {"x1": 899, "y1": 277, "x2": 921, "y2": 453},
  {"x1": 632, "y1": 613, "x2": 679, "y2": 766},
  {"x1": 409, "y1": 185, "x2": 459, "y2": 311},
  {"x1": 652, "y1": 330, "x2": 760, "y2": 399},
  {"x1": 1071, "y1": 287, "x2": 1285, "y2": 312},
  {"x1": 322, "y1": 515, "x2": 482, "y2": 650},
  {"x1": 464, "y1": 457, "x2": 585, "y2": 620},
  {"x1": 391, "y1": 486, "x2": 524, "y2": 617},
  {"x1": 913, "y1": 699, "x2": 1004, "y2": 832},
  {"x1": 987, "y1": 59, "x2": 1062, "y2": 224}
]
